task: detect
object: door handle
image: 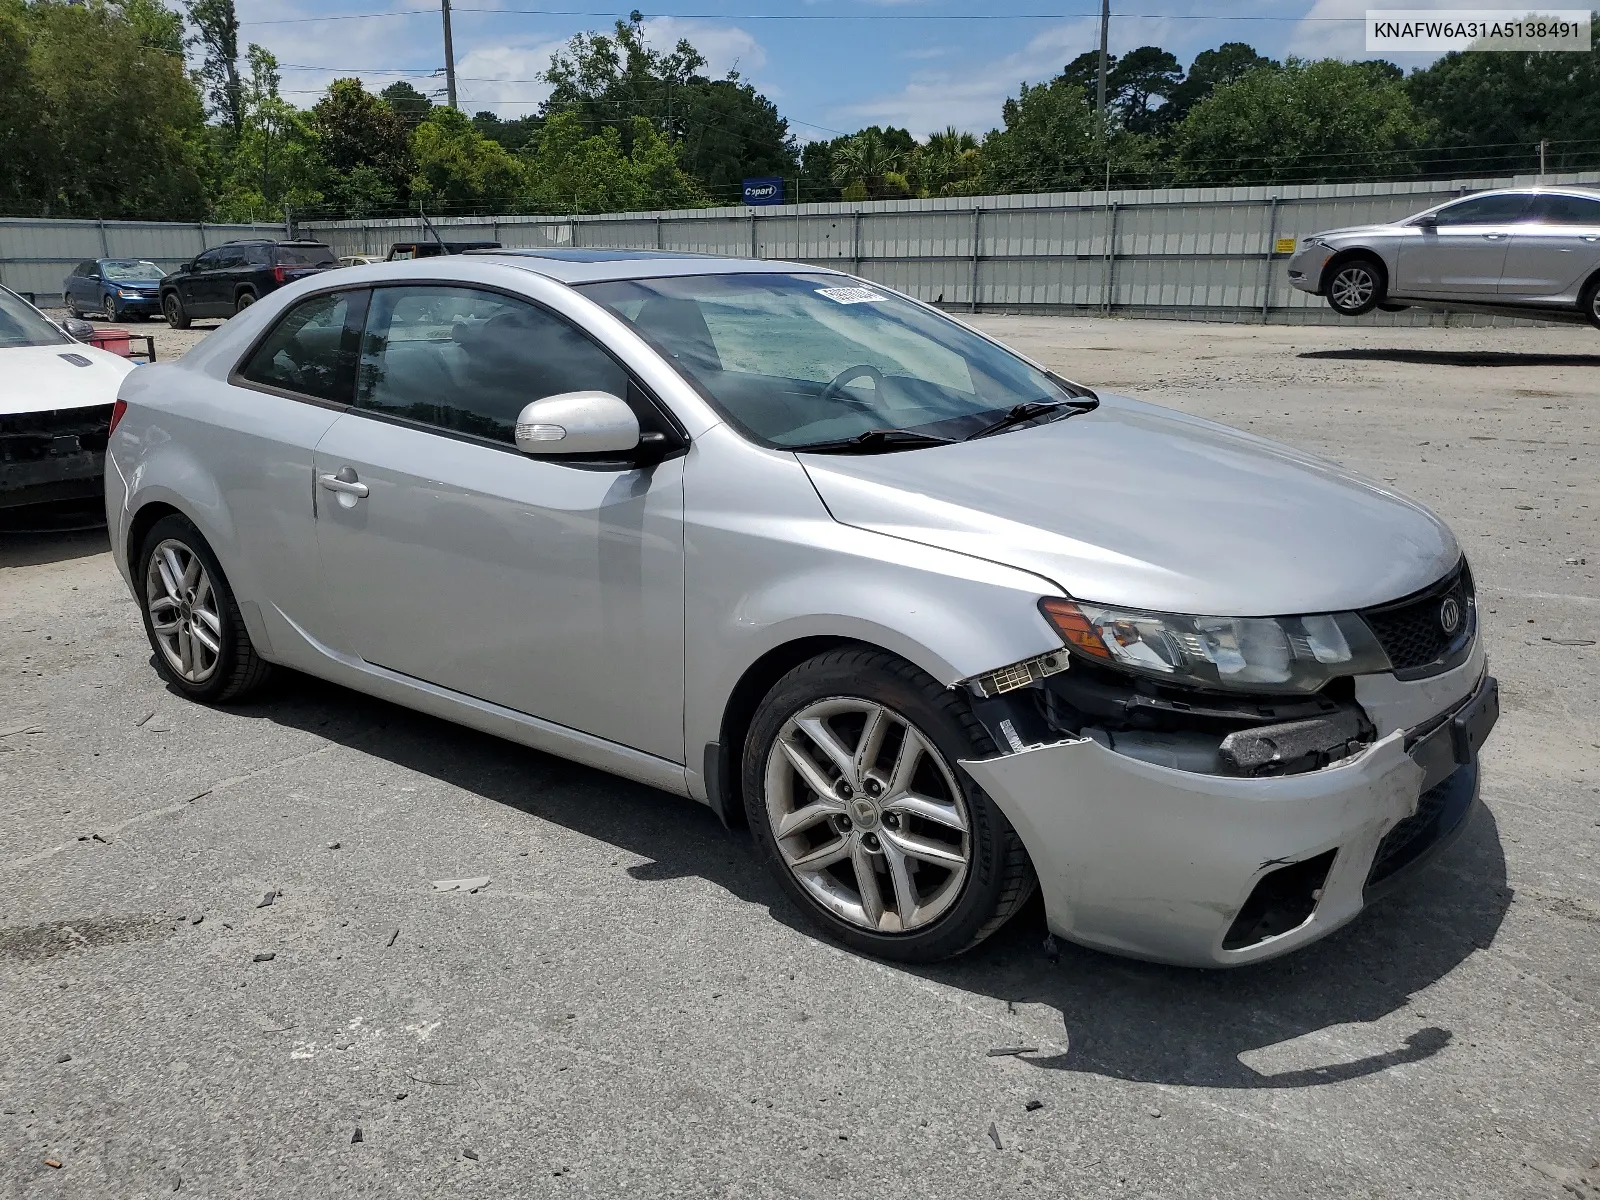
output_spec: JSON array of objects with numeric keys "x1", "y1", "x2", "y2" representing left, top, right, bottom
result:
[
  {"x1": 1481, "y1": 232, "x2": 1507, "y2": 240},
  {"x1": 318, "y1": 471, "x2": 369, "y2": 498},
  {"x1": 1583, "y1": 235, "x2": 1600, "y2": 242}
]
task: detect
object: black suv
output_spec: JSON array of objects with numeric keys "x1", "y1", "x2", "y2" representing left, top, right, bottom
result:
[{"x1": 160, "y1": 240, "x2": 337, "y2": 328}]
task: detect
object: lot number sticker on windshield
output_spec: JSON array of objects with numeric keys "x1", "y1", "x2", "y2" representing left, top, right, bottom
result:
[{"x1": 816, "y1": 286, "x2": 888, "y2": 304}]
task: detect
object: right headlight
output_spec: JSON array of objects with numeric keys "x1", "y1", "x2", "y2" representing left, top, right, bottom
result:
[{"x1": 1039, "y1": 598, "x2": 1390, "y2": 694}]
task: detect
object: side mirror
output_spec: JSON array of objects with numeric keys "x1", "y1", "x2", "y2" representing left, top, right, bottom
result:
[
  {"x1": 88, "y1": 271, "x2": 101, "y2": 280},
  {"x1": 1415, "y1": 214, "x2": 1437, "y2": 229},
  {"x1": 514, "y1": 391, "x2": 641, "y2": 456},
  {"x1": 62, "y1": 317, "x2": 95, "y2": 341}
]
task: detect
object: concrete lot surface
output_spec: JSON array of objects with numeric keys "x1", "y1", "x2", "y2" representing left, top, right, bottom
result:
[{"x1": 3, "y1": 314, "x2": 1598, "y2": 1198}]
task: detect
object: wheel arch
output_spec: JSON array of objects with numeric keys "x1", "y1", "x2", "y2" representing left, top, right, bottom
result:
[
  {"x1": 1579, "y1": 266, "x2": 1600, "y2": 325},
  {"x1": 1318, "y1": 247, "x2": 1388, "y2": 296},
  {"x1": 126, "y1": 499, "x2": 184, "y2": 580}
]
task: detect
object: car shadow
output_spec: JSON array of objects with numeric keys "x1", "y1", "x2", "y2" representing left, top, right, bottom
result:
[
  {"x1": 1299, "y1": 348, "x2": 1600, "y2": 368},
  {"x1": 240, "y1": 670, "x2": 1510, "y2": 1092},
  {"x1": 0, "y1": 524, "x2": 110, "y2": 568}
]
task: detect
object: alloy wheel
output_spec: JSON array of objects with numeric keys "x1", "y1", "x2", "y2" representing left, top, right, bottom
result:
[
  {"x1": 144, "y1": 539, "x2": 223, "y2": 684},
  {"x1": 763, "y1": 697, "x2": 971, "y2": 934},
  {"x1": 1329, "y1": 265, "x2": 1375, "y2": 312}
]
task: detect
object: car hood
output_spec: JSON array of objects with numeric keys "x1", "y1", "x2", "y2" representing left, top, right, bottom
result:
[
  {"x1": 798, "y1": 394, "x2": 1459, "y2": 617},
  {"x1": 0, "y1": 343, "x2": 137, "y2": 416},
  {"x1": 1314, "y1": 222, "x2": 1401, "y2": 240}
]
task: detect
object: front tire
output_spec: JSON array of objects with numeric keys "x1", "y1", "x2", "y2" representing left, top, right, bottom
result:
[
  {"x1": 1326, "y1": 255, "x2": 1384, "y2": 316},
  {"x1": 136, "y1": 515, "x2": 273, "y2": 703},
  {"x1": 163, "y1": 292, "x2": 190, "y2": 329},
  {"x1": 743, "y1": 648, "x2": 1036, "y2": 962},
  {"x1": 1582, "y1": 275, "x2": 1600, "y2": 331},
  {"x1": 105, "y1": 294, "x2": 121, "y2": 321}
]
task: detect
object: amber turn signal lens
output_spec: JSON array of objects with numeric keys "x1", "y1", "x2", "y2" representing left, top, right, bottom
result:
[{"x1": 1038, "y1": 597, "x2": 1112, "y2": 661}]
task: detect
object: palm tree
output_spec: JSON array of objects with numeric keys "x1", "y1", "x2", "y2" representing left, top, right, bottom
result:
[{"x1": 830, "y1": 129, "x2": 901, "y2": 198}]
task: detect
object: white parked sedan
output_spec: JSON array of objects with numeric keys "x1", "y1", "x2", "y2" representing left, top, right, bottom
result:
[
  {"x1": 0, "y1": 286, "x2": 136, "y2": 513},
  {"x1": 104, "y1": 250, "x2": 1497, "y2": 966}
]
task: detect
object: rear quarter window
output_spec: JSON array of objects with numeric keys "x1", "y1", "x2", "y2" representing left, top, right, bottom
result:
[
  {"x1": 237, "y1": 290, "x2": 367, "y2": 403},
  {"x1": 276, "y1": 245, "x2": 337, "y2": 267}
]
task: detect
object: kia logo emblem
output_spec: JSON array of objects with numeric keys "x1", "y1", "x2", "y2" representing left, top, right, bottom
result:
[{"x1": 1439, "y1": 596, "x2": 1462, "y2": 635}]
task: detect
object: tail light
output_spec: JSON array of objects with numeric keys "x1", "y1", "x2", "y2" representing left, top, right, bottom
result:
[
  {"x1": 109, "y1": 398, "x2": 128, "y2": 434},
  {"x1": 272, "y1": 265, "x2": 287, "y2": 283}
]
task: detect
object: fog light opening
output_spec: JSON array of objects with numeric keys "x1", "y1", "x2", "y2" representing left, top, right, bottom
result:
[{"x1": 1222, "y1": 849, "x2": 1337, "y2": 951}]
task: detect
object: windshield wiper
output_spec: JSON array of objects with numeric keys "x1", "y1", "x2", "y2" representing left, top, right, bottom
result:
[
  {"x1": 966, "y1": 399, "x2": 1094, "y2": 441},
  {"x1": 790, "y1": 428, "x2": 956, "y2": 454}
]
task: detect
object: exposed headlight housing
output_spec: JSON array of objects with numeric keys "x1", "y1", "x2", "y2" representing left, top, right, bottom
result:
[
  {"x1": 1301, "y1": 236, "x2": 1329, "y2": 249},
  {"x1": 1039, "y1": 598, "x2": 1390, "y2": 694}
]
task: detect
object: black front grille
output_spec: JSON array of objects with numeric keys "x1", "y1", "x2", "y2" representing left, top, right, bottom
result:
[
  {"x1": 1361, "y1": 562, "x2": 1474, "y2": 672},
  {"x1": 0, "y1": 405, "x2": 113, "y2": 464}
]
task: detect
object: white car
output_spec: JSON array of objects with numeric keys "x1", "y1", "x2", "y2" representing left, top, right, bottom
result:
[
  {"x1": 338, "y1": 255, "x2": 380, "y2": 268},
  {"x1": 0, "y1": 286, "x2": 136, "y2": 513}
]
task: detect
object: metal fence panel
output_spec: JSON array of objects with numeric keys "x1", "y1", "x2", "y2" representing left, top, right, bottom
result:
[{"x1": 0, "y1": 218, "x2": 288, "y2": 301}]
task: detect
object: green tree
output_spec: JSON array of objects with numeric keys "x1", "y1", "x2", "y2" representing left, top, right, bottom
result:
[
  {"x1": 5, "y1": 0, "x2": 206, "y2": 218},
  {"x1": 380, "y1": 80, "x2": 433, "y2": 133},
  {"x1": 541, "y1": 19, "x2": 797, "y2": 204},
  {"x1": 119, "y1": 0, "x2": 184, "y2": 55},
  {"x1": 409, "y1": 105, "x2": 526, "y2": 212},
  {"x1": 313, "y1": 78, "x2": 413, "y2": 215},
  {"x1": 1407, "y1": 43, "x2": 1600, "y2": 176},
  {"x1": 184, "y1": 0, "x2": 241, "y2": 134},
  {"x1": 981, "y1": 78, "x2": 1115, "y2": 192},
  {"x1": 830, "y1": 129, "x2": 905, "y2": 200},
  {"x1": 0, "y1": 4, "x2": 49, "y2": 215},
  {"x1": 1164, "y1": 43, "x2": 1276, "y2": 126},
  {"x1": 523, "y1": 111, "x2": 706, "y2": 214},
  {"x1": 1108, "y1": 45, "x2": 1182, "y2": 133},
  {"x1": 214, "y1": 45, "x2": 324, "y2": 221},
  {"x1": 1171, "y1": 58, "x2": 1433, "y2": 185},
  {"x1": 910, "y1": 127, "x2": 982, "y2": 197},
  {"x1": 472, "y1": 110, "x2": 542, "y2": 153}
]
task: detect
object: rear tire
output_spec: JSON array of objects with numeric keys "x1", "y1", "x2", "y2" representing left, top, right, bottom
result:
[
  {"x1": 743, "y1": 647, "x2": 1036, "y2": 963},
  {"x1": 65, "y1": 295, "x2": 82, "y2": 318},
  {"x1": 1325, "y1": 255, "x2": 1385, "y2": 316},
  {"x1": 234, "y1": 290, "x2": 256, "y2": 314},
  {"x1": 135, "y1": 514, "x2": 274, "y2": 704},
  {"x1": 163, "y1": 292, "x2": 190, "y2": 330}
]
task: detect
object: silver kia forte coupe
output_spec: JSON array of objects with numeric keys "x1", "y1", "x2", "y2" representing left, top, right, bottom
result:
[{"x1": 105, "y1": 249, "x2": 1497, "y2": 967}]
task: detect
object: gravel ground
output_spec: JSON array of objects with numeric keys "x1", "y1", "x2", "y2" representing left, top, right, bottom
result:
[{"x1": 2, "y1": 312, "x2": 1597, "y2": 1199}]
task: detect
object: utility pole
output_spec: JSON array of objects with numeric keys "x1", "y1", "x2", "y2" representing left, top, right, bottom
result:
[
  {"x1": 441, "y1": 0, "x2": 458, "y2": 109},
  {"x1": 1095, "y1": 0, "x2": 1110, "y2": 116}
]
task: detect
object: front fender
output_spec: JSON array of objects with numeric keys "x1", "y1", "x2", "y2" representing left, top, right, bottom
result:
[{"x1": 682, "y1": 427, "x2": 1068, "y2": 800}]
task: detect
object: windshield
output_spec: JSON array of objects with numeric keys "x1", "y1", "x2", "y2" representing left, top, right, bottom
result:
[
  {"x1": 102, "y1": 260, "x2": 164, "y2": 282},
  {"x1": 577, "y1": 273, "x2": 1084, "y2": 448},
  {"x1": 277, "y1": 245, "x2": 336, "y2": 266},
  {"x1": 0, "y1": 287, "x2": 70, "y2": 349}
]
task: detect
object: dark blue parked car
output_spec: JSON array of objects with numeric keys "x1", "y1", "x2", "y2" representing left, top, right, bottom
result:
[{"x1": 63, "y1": 258, "x2": 165, "y2": 322}]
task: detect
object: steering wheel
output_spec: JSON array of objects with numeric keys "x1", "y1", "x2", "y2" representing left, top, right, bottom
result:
[{"x1": 819, "y1": 363, "x2": 886, "y2": 412}]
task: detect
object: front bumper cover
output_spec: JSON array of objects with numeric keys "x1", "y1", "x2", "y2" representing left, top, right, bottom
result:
[
  {"x1": 1286, "y1": 245, "x2": 1333, "y2": 295},
  {"x1": 960, "y1": 673, "x2": 1495, "y2": 967}
]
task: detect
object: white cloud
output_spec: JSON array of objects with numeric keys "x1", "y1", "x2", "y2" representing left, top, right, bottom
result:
[
  {"x1": 1286, "y1": 0, "x2": 1462, "y2": 62},
  {"x1": 454, "y1": 41, "x2": 567, "y2": 115},
  {"x1": 640, "y1": 18, "x2": 768, "y2": 80}
]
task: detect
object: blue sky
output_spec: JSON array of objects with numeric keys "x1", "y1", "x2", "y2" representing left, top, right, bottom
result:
[{"x1": 238, "y1": 0, "x2": 1458, "y2": 140}]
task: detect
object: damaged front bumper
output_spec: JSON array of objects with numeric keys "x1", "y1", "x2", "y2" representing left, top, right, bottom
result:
[{"x1": 960, "y1": 671, "x2": 1496, "y2": 968}]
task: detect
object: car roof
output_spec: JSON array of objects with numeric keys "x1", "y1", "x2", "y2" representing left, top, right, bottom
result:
[
  {"x1": 1451, "y1": 185, "x2": 1600, "y2": 200},
  {"x1": 462, "y1": 246, "x2": 842, "y2": 284}
]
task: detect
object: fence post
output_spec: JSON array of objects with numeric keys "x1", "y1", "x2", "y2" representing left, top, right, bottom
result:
[
  {"x1": 1101, "y1": 201, "x2": 1119, "y2": 317},
  {"x1": 655, "y1": 215, "x2": 663, "y2": 249},
  {"x1": 853, "y1": 210, "x2": 862, "y2": 276},
  {"x1": 1261, "y1": 196, "x2": 1280, "y2": 324},
  {"x1": 97, "y1": 219, "x2": 109, "y2": 257},
  {"x1": 750, "y1": 209, "x2": 757, "y2": 258},
  {"x1": 571, "y1": 217, "x2": 582, "y2": 248},
  {"x1": 969, "y1": 206, "x2": 981, "y2": 314}
]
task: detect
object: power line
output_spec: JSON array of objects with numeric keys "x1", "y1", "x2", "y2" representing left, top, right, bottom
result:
[{"x1": 242, "y1": 6, "x2": 1373, "y2": 25}]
